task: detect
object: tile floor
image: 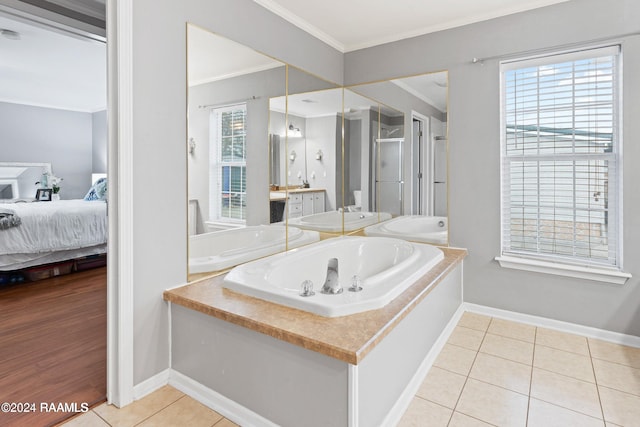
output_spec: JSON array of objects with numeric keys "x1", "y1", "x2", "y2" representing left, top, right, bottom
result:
[
  {"x1": 62, "y1": 312, "x2": 640, "y2": 426},
  {"x1": 397, "y1": 312, "x2": 640, "y2": 427},
  {"x1": 60, "y1": 386, "x2": 238, "y2": 427}
]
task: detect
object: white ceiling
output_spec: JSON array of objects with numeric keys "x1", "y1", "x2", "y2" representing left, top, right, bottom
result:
[
  {"x1": 0, "y1": 12, "x2": 106, "y2": 112},
  {"x1": 188, "y1": 24, "x2": 282, "y2": 87},
  {"x1": 254, "y1": 0, "x2": 569, "y2": 52}
]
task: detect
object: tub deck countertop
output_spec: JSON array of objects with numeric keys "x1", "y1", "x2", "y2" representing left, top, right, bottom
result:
[{"x1": 164, "y1": 246, "x2": 467, "y2": 365}]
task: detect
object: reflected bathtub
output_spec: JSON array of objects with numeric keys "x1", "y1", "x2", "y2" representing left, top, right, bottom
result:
[
  {"x1": 287, "y1": 211, "x2": 392, "y2": 233},
  {"x1": 364, "y1": 215, "x2": 448, "y2": 245},
  {"x1": 189, "y1": 225, "x2": 319, "y2": 274},
  {"x1": 223, "y1": 236, "x2": 444, "y2": 317}
]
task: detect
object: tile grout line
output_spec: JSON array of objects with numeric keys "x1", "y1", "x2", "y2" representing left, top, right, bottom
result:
[
  {"x1": 445, "y1": 315, "x2": 493, "y2": 427},
  {"x1": 131, "y1": 394, "x2": 186, "y2": 426},
  {"x1": 91, "y1": 408, "x2": 112, "y2": 427},
  {"x1": 588, "y1": 338, "x2": 608, "y2": 423},
  {"x1": 525, "y1": 326, "x2": 537, "y2": 427}
]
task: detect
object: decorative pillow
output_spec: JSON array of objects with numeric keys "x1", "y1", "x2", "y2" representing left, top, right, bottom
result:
[{"x1": 84, "y1": 177, "x2": 108, "y2": 201}]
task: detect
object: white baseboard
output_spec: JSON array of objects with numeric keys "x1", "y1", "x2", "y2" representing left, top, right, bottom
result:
[
  {"x1": 133, "y1": 368, "x2": 171, "y2": 400},
  {"x1": 382, "y1": 303, "x2": 467, "y2": 427},
  {"x1": 464, "y1": 303, "x2": 640, "y2": 348},
  {"x1": 169, "y1": 369, "x2": 278, "y2": 427}
]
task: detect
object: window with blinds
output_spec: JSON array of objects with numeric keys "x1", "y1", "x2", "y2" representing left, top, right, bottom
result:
[
  {"x1": 500, "y1": 46, "x2": 621, "y2": 269},
  {"x1": 210, "y1": 104, "x2": 247, "y2": 222}
]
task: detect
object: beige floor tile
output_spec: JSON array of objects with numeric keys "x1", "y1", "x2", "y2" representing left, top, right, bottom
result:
[
  {"x1": 480, "y1": 333, "x2": 534, "y2": 365},
  {"x1": 589, "y1": 339, "x2": 640, "y2": 369},
  {"x1": 397, "y1": 397, "x2": 452, "y2": 427},
  {"x1": 530, "y1": 368, "x2": 602, "y2": 418},
  {"x1": 599, "y1": 386, "x2": 640, "y2": 427},
  {"x1": 213, "y1": 418, "x2": 240, "y2": 427},
  {"x1": 448, "y1": 326, "x2": 486, "y2": 351},
  {"x1": 487, "y1": 318, "x2": 536, "y2": 343},
  {"x1": 456, "y1": 378, "x2": 528, "y2": 426},
  {"x1": 60, "y1": 410, "x2": 110, "y2": 427},
  {"x1": 592, "y1": 358, "x2": 640, "y2": 396},
  {"x1": 527, "y1": 398, "x2": 604, "y2": 427},
  {"x1": 536, "y1": 328, "x2": 589, "y2": 356},
  {"x1": 469, "y1": 352, "x2": 531, "y2": 395},
  {"x1": 458, "y1": 312, "x2": 492, "y2": 332},
  {"x1": 93, "y1": 385, "x2": 184, "y2": 427},
  {"x1": 448, "y1": 411, "x2": 494, "y2": 426},
  {"x1": 534, "y1": 345, "x2": 595, "y2": 383},
  {"x1": 433, "y1": 343, "x2": 478, "y2": 376},
  {"x1": 416, "y1": 366, "x2": 467, "y2": 409},
  {"x1": 138, "y1": 395, "x2": 223, "y2": 427}
]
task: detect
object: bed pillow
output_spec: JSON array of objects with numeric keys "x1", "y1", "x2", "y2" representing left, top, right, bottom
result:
[{"x1": 84, "y1": 177, "x2": 108, "y2": 201}]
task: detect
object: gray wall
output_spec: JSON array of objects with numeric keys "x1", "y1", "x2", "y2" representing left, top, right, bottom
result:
[
  {"x1": 0, "y1": 101, "x2": 104, "y2": 199},
  {"x1": 130, "y1": 0, "x2": 343, "y2": 385},
  {"x1": 92, "y1": 110, "x2": 108, "y2": 175},
  {"x1": 345, "y1": 0, "x2": 640, "y2": 336}
]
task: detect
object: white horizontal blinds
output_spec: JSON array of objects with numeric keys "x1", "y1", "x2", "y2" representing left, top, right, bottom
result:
[
  {"x1": 502, "y1": 46, "x2": 620, "y2": 267},
  {"x1": 211, "y1": 104, "x2": 247, "y2": 222}
]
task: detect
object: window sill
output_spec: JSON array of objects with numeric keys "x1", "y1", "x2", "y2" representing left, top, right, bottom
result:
[{"x1": 495, "y1": 255, "x2": 631, "y2": 285}]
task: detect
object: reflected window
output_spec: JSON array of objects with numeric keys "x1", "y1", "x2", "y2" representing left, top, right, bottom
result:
[{"x1": 210, "y1": 104, "x2": 247, "y2": 222}]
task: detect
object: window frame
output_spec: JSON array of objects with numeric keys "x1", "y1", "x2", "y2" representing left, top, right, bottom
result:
[
  {"x1": 209, "y1": 104, "x2": 247, "y2": 224},
  {"x1": 495, "y1": 45, "x2": 631, "y2": 284}
]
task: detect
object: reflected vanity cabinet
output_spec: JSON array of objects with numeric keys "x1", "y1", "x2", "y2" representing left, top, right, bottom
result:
[{"x1": 287, "y1": 190, "x2": 325, "y2": 218}]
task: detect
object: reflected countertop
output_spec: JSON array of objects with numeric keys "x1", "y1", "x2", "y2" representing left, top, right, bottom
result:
[
  {"x1": 164, "y1": 246, "x2": 467, "y2": 365},
  {"x1": 270, "y1": 187, "x2": 326, "y2": 201}
]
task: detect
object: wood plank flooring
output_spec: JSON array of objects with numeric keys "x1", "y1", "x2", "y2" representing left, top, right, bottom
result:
[{"x1": 0, "y1": 267, "x2": 107, "y2": 427}]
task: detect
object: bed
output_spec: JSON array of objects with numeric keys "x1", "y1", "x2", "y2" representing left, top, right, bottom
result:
[{"x1": 0, "y1": 199, "x2": 107, "y2": 271}]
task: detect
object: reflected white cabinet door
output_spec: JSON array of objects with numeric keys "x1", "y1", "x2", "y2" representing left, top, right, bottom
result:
[
  {"x1": 302, "y1": 193, "x2": 314, "y2": 216},
  {"x1": 313, "y1": 192, "x2": 325, "y2": 213}
]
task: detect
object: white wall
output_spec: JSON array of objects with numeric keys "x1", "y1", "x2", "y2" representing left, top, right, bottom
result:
[{"x1": 345, "y1": 0, "x2": 640, "y2": 336}]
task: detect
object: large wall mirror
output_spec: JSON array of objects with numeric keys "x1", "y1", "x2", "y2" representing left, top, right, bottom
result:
[
  {"x1": 348, "y1": 72, "x2": 449, "y2": 245},
  {"x1": 186, "y1": 22, "x2": 449, "y2": 281}
]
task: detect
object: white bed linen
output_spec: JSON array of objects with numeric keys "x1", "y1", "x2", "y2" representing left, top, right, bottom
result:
[{"x1": 0, "y1": 200, "x2": 107, "y2": 256}]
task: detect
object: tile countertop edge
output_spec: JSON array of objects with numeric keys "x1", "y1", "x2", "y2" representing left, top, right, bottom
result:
[{"x1": 164, "y1": 247, "x2": 467, "y2": 365}]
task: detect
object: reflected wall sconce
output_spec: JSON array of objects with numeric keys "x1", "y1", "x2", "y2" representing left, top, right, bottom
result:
[
  {"x1": 288, "y1": 123, "x2": 302, "y2": 137},
  {"x1": 188, "y1": 137, "x2": 196, "y2": 154},
  {"x1": 315, "y1": 149, "x2": 323, "y2": 161},
  {"x1": 289, "y1": 150, "x2": 297, "y2": 162}
]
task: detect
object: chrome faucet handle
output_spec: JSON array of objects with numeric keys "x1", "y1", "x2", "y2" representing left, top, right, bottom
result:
[
  {"x1": 300, "y1": 280, "x2": 315, "y2": 297},
  {"x1": 348, "y1": 275, "x2": 363, "y2": 292}
]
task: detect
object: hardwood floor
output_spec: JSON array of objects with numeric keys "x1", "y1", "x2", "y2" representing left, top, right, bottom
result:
[{"x1": 0, "y1": 267, "x2": 107, "y2": 427}]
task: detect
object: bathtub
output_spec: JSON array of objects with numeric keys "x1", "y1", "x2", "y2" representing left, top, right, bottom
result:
[
  {"x1": 189, "y1": 225, "x2": 319, "y2": 274},
  {"x1": 287, "y1": 210, "x2": 392, "y2": 233},
  {"x1": 364, "y1": 215, "x2": 448, "y2": 245},
  {"x1": 223, "y1": 236, "x2": 444, "y2": 317}
]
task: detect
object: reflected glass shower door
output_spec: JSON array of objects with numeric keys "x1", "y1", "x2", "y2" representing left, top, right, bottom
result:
[{"x1": 374, "y1": 138, "x2": 404, "y2": 216}]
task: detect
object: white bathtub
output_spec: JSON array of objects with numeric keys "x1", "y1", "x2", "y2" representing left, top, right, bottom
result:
[
  {"x1": 189, "y1": 225, "x2": 319, "y2": 274},
  {"x1": 223, "y1": 236, "x2": 444, "y2": 317},
  {"x1": 364, "y1": 215, "x2": 448, "y2": 245},
  {"x1": 287, "y1": 211, "x2": 392, "y2": 233}
]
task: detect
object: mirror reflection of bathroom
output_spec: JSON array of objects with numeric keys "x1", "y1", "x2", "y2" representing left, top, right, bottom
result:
[
  {"x1": 349, "y1": 71, "x2": 449, "y2": 245},
  {"x1": 269, "y1": 85, "x2": 344, "y2": 235},
  {"x1": 186, "y1": 25, "x2": 322, "y2": 281}
]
